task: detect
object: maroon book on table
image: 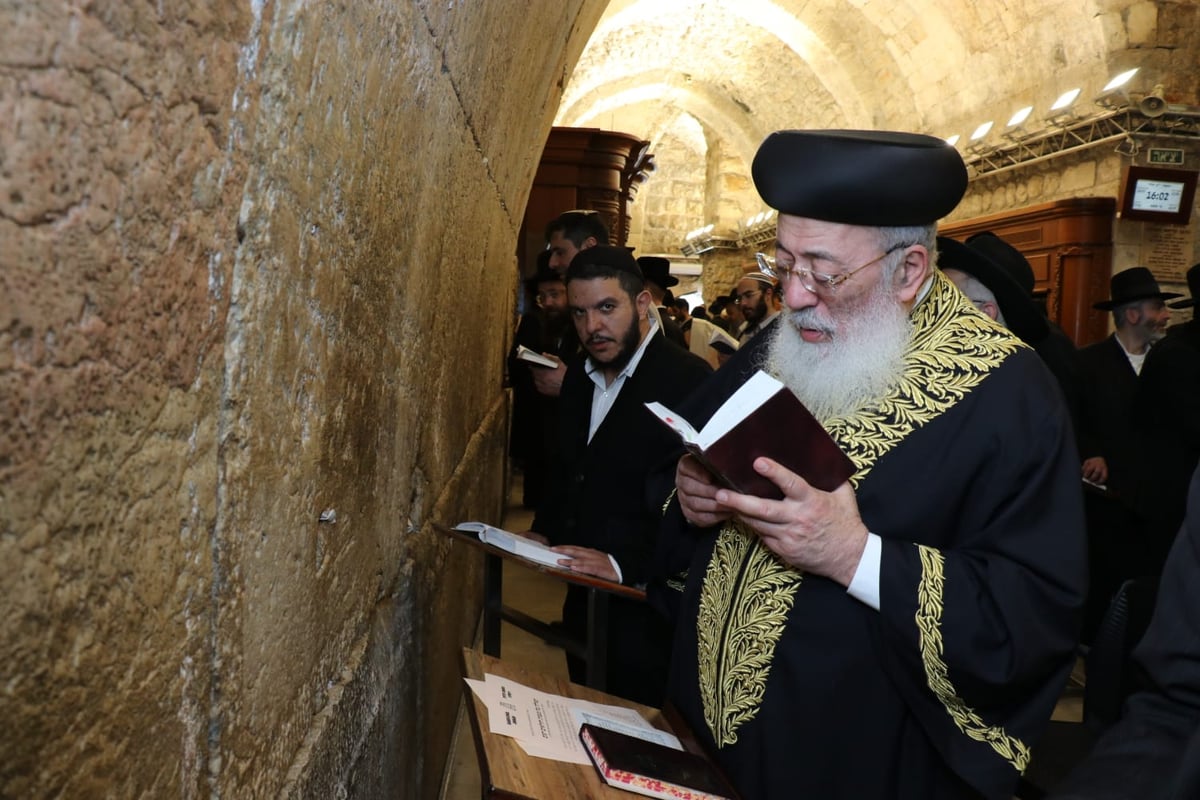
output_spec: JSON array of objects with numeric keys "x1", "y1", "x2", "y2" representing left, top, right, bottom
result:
[{"x1": 580, "y1": 723, "x2": 739, "y2": 800}]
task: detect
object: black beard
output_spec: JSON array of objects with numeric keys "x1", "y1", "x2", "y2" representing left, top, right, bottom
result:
[{"x1": 593, "y1": 317, "x2": 643, "y2": 374}]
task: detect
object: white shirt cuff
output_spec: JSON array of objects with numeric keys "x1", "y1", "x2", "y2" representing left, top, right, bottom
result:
[
  {"x1": 608, "y1": 555, "x2": 624, "y2": 584},
  {"x1": 846, "y1": 532, "x2": 882, "y2": 610}
]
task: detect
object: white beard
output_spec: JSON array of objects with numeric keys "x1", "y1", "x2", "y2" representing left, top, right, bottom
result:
[{"x1": 763, "y1": 283, "x2": 912, "y2": 423}]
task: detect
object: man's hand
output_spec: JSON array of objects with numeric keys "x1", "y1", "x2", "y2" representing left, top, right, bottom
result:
[
  {"x1": 550, "y1": 545, "x2": 619, "y2": 581},
  {"x1": 1081, "y1": 456, "x2": 1108, "y2": 485},
  {"x1": 715, "y1": 457, "x2": 868, "y2": 587},
  {"x1": 676, "y1": 454, "x2": 735, "y2": 528},
  {"x1": 531, "y1": 356, "x2": 566, "y2": 397}
]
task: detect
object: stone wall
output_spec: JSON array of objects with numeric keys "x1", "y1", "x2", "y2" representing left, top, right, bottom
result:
[{"x1": 0, "y1": 1, "x2": 603, "y2": 797}]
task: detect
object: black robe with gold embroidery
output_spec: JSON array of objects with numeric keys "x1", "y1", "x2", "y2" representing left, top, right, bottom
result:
[{"x1": 663, "y1": 273, "x2": 1087, "y2": 800}]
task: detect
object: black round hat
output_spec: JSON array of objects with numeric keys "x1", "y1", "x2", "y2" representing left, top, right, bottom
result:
[
  {"x1": 567, "y1": 245, "x2": 643, "y2": 280},
  {"x1": 751, "y1": 129, "x2": 967, "y2": 226}
]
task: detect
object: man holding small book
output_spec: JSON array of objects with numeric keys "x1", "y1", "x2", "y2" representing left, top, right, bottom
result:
[
  {"x1": 527, "y1": 245, "x2": 711, "y2": 706},
  {"x1": 661, "y1": 130, "x2": 1086, "y2": 800}
]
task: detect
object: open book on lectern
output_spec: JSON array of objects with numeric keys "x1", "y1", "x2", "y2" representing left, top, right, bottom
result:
[
  {"x1": 644, "y1": 370, "x2": 856, "y2": 501},
  {"x1": 452, "y1": 521, "x2": 564, "y2": 568}
]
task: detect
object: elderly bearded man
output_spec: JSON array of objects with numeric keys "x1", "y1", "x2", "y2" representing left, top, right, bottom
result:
[{"x1": 659, "y1": 130, "x2": 1086, "y2": 800}]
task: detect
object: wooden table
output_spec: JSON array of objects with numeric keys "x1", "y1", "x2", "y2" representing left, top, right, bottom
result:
[
  {"x1": 460, "y1": 648, "x2": 711, "y2": 800},
  {"x1": 438, "y1": 523, "x2": 646, "y2": 691}
]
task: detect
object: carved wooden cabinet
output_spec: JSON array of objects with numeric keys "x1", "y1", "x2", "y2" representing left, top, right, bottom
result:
[
  {"x1": 941, "y1": 198, "x2": 1116, "y2": 346},
  {"x1": 519, "y1": 127, "x2": 651, "y2": 280}
]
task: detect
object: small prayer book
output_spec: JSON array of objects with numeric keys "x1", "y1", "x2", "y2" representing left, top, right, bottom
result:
[
  {"x1": 707, "y1": 326, "x2": 739, "y2": 355},
  {"x1": 579, "y1": 723, "x2": 737, "y2": 800},
  {"x1": 515, "y1": 345, "x2": 558, "y2": 368},
  {"x1": 644, "y1": 370, "x2": 855, "y2": 500}
]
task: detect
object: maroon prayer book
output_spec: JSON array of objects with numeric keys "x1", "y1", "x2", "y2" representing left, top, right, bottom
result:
[{"x1": 645, "y1": 370, "x2": 856, "y2": 500}]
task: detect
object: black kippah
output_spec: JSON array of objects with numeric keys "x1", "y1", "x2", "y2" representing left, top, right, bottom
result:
[{"x1": 751, "y1": 130, "x2": 967, "y2": 226}]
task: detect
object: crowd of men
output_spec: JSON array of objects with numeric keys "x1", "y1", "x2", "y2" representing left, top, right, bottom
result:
[{"x1": 502, "y1": 128, "x2": 1199, "y2": 800}]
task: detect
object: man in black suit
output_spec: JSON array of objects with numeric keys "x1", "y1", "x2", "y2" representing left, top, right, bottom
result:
[
  {"x1": 1077, "y1": 267, "x2": 1179, "y2": 490},
  {"x1": 508, "y1": 253, "x2": 573, "y2": 508},
  {"x1": 528, "y1": 245, "x2": 712, "y2": 706},
  {"x1": 637, "y1": 255, "x2": 689, "y2": 349},
  {"x1": 1050, "y1": 464, "x2": 1200, "y2": 800},
  {"x1": 1077, "y1": 267, "x2": 1180, "y2": 636},
  {"x1": 1136, "y1": 263, "x2": 1200, "y2": 565}
]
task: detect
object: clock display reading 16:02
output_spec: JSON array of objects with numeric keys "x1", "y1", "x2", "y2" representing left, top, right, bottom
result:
[{"x1": 1131, "y1": 179, "x2": 1185, "y2": 213}]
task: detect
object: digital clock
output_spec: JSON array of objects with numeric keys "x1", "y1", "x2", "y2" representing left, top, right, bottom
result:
[
  {"x1": 1119, "y1": 166, "x2": 1197, "y2": 225},
  {"x1": 1130, "y1": 179, "x2": 1185, "y2": 213}
]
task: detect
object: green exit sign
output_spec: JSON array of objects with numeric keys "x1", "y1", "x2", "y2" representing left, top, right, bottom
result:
[{"x1": 1148, "y1": 148, "x2": 1185, "y2": 166}]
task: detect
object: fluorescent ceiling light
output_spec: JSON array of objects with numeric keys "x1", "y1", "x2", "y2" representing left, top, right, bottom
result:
[
  {"x1": 1007, "y1": 106, "x2": 1034, "y2": 127},
  {"x1": 1103, "y1": 68, "x2": 1139, "y2": 92},
  {"x1": 1050, "y1": 88, "x2": 1081, "y2": 111}
]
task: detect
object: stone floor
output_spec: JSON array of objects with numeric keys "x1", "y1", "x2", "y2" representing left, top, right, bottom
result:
[{"x1": 438, "y1": 473, "x2": 1085, "y2": 800}]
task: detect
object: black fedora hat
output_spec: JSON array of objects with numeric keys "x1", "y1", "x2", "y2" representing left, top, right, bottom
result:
[
  {"x1": 636, "y1": 256, "x2": 678, "y2": 288},
  {"x1": 1169, "y1": 263, "x2": 1200, "y2": 309},
  {"x1": 964, "y1": 231, "x2": 1036, "y2": 297},
  {"x1": 937, "y1": 236, "x2": 1047, "y2": 344},
  {"x1": 1093, "y1": 267, "x2": 1182, "y2": 310}
]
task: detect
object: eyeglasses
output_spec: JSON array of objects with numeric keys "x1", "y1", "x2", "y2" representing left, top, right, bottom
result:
[
  {"x1": 756, "y1": 242, "x2": 914, "y2": 295},
  {"x1": 732, "y1": 289, "x2": 762, "y2": 305}
]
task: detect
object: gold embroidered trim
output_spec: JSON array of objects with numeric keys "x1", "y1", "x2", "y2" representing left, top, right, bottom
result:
[
  {"x1": 698, "y1": 522, "x2": 802, "y2": 746},
  {"x1": 916, "y1": 545, "x2": 1031, "y2": 772},
  {"x1": 695, "y1": 273, "x2": 1027, "y2": 747},
  {"x1": 825, "y1": 273, "x2": 1025, "y2": 486},
  {"x1": 661, "y1": 487, "x2": 677, "y2": 515}
]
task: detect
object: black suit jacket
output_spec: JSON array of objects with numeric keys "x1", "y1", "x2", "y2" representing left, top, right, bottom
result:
[
  {"x1": 1051, "y1": 466, "x2": 1200, "y2": 800},
  {"x1": 533, "y1": 332, "x2": 711, "y2": 584},
  {"x1": 1076, "y1": 335, "x2": 1145, "y2": 509},
  {"x1": 1137, "y1": 320, "x2": 1200, "y2": 532}
]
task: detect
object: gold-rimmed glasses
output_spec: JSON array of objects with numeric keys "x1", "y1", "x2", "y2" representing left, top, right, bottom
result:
[{"x1": 756, "y1": 242, "x2": 913, "y2": 295}]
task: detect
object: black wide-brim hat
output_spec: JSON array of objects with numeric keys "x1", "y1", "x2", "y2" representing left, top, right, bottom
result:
[
  {"x1": 937, "y1": 237, "x2": 1048, "y2": 345},
  {"x1": 636, "y1": 256, "x2": 679, "y2": 288},
  {"x1": 1093, "y1": 266, "x2": 1182, "y2": 310},
  {"x1": 1169, "y1": 263, "x2": 1200, "y2": 309},
  {"x1": 964, "y1": 231, "x2": 1036, "y2": 297},
  {"x1": 751, "y1": 129, "x2": 968, "y2": 226}
]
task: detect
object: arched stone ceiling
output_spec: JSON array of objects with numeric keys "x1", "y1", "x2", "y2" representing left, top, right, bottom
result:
[{"x1": 556, "y1": 0, "x2": 1117, "y2": 162}]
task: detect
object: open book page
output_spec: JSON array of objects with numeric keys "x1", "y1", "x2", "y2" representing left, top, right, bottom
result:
[
  {"x1": 515, "y1": 345, "x2": 558, "y2": 368},
  {"x1": 697, "y1": 370, "x2": 782, "y2": 449},
  {"x1": 453, "y1": 521, "x2": 563, "y2": 568},
  {"x1": 707, "y1": 325, "x2": 739, "y2": 355}
]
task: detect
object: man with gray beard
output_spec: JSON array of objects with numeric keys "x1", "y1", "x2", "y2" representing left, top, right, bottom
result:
[{"x1": 656, "y1": 130, "x2": 1086, "y2": 800}]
